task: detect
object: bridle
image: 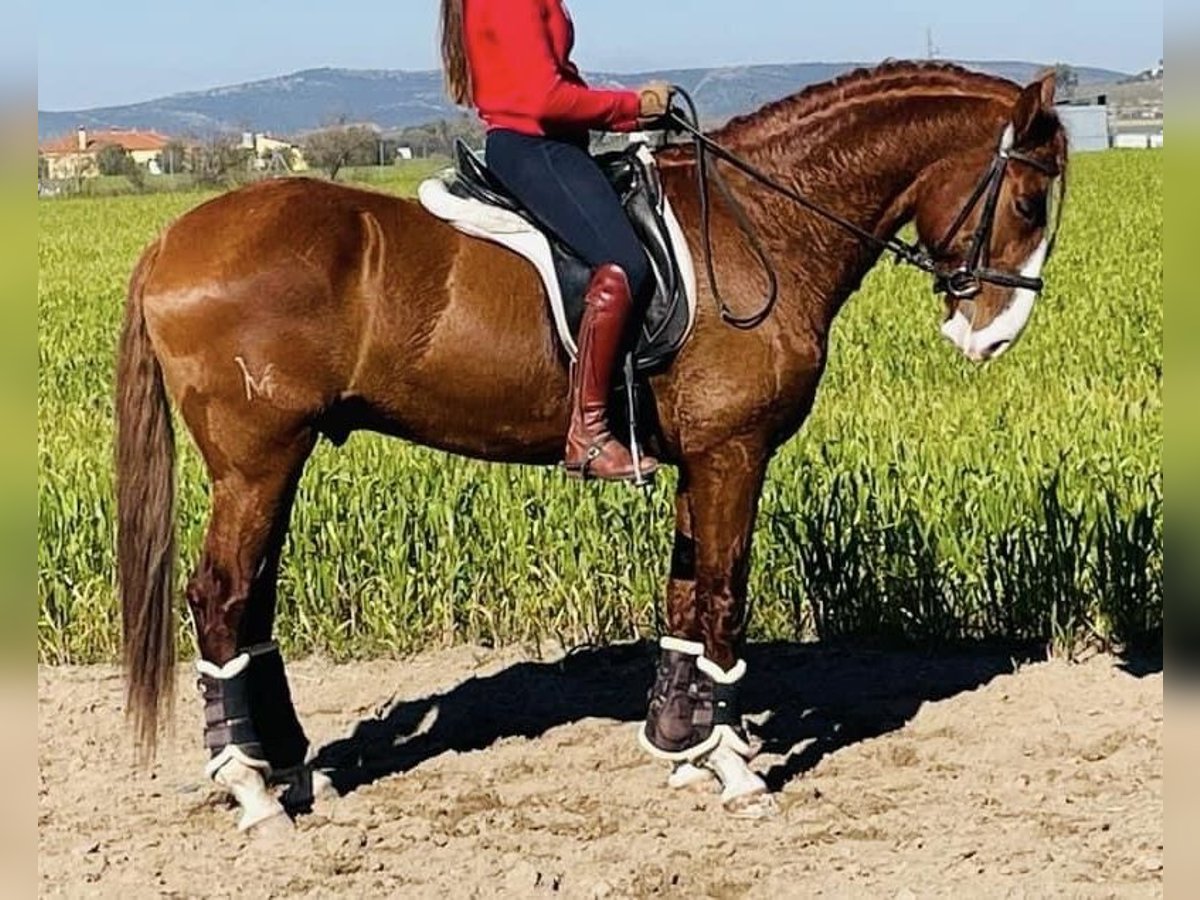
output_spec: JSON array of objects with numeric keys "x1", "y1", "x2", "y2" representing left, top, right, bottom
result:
[
  {"x1": 928, "y1": 124, "x2": 1062, "y2": 301},
  {"x1": 663, "y1": 86, "x2": 1063, "y2": 329}
]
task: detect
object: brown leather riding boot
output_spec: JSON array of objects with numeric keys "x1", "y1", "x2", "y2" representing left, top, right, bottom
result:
[{"x1": 563, "y1": 264, "x2": 659, "y2": 481}]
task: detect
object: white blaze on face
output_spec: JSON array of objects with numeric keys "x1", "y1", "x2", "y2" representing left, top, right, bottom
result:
[{"x1": 940, "y1": 238, "x2": 1050, "y2": 362}]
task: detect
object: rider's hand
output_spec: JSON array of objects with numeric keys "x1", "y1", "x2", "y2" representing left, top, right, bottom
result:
[{"x1": 637, "y1": 82, "x2": 673, "y2": 127}]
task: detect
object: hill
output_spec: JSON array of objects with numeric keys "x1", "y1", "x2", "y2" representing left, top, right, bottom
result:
[{"x1": 37, "y1": 60, "x2": 1127, "y2": 140}]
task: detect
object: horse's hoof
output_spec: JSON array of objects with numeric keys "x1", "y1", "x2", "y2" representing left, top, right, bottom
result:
[
  {"x1": 723, "y1": 789, "x2": 779, "y2": 820},
  {"x1": 311, "y1": 769, "x2": 336, "y2": 801},
  {"x1": 667, "y1": 762, "x2": 717, "y2": 791},
  {"x1": 274, "y1": 764, "x2": 337, "y2": 814}
]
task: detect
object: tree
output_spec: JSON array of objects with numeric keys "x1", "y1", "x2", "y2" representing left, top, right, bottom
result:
[
  {"x1": 386, "y1": 114, "x2": 484, "y2": 159},
  {"x1": 158, "y1": 141, "x2": 188, "y2": 175},
  {"x1": 301, "y1": 125, "x2": 381, "y2": 180},
  {"x1": 126, "y1": 161, "x2": 147, "y2": 192},
  {"x1": 1053, "y1": 63, "x2": 1078, "y2": 101},
  {"x1": 96, "y1": 144, "x2": 134, "y2": 176},
  {"x1": 91, "y1": 143, "x2": 151, "y2": 191},
  {"x1": 189, "y1": 134, "x2": 255, "y2": 187}
]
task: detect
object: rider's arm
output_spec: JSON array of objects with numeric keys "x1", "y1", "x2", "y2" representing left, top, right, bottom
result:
[{"x1": 476, "y1": 0, "x2": 642, "y2": 132}]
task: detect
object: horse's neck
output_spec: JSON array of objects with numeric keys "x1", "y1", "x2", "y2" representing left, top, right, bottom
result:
[{"x1": 710, "y1": 92, "x2": 1009, "y2": 327}]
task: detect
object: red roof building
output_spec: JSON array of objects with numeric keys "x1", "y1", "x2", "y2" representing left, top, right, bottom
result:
[{"x1": 39, "y1": 127, "x2": 173, "y2": 178}]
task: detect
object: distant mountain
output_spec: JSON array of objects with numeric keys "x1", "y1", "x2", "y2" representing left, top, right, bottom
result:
[{"x1": 37, "y1": 61, "x2": 1128, "y2": 141}]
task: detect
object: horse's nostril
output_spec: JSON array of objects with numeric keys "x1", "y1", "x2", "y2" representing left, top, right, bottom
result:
[{"x1": 984, "y1": 339, "x2": 1010, "y2": 358}]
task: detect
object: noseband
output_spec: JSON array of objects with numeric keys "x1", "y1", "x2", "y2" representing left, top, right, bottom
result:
[{"x1": 664, "y1": 87, "x2": 1061, "y2": 327}]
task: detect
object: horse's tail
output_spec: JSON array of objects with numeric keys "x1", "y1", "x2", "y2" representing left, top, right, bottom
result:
[{"x1": 115, "y1": 239, "x2": 176, "y2": 761}]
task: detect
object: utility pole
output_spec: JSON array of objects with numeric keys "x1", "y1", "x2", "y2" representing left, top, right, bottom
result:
[{"x1": 925, "y1": 27, "x2": 940, "y2": 60}]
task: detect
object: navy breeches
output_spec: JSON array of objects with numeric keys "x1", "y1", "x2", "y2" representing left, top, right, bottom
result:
[{"x1": 485, "y1": 129, "x2": 652, "y2": 300}]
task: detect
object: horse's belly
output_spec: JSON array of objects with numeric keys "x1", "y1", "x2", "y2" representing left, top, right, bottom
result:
[
  {"x1": 362, "y1": 366, "x2": 569, "y2": 465},
  {"x1": 352, "y1": 256, "x2": 573, "y2": 463}
]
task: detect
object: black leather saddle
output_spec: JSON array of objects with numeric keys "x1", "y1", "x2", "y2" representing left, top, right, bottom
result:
[{"x1": 448, "y1": 139, "x2": 691, "y2": 371}]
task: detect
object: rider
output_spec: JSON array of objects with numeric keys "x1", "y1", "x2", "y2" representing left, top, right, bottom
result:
[{"x1": 440, "y1": 0, "x2": 671, "y2": 482}]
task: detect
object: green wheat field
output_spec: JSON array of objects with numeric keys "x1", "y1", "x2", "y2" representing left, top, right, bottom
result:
[{"x1": 37, "y1": 152, "x2": 1163, "y2": 663}]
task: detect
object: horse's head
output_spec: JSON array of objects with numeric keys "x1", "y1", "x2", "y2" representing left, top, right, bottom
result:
[{"x1": 914, "y1": 72, "x2": 1068, "y2": 362}]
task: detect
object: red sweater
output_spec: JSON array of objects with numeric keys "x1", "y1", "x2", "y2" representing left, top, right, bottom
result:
[{"x1": 464, "y1": 0, "x2": 642, "y2": 137}]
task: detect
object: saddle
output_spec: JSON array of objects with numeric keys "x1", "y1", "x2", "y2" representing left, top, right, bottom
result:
[{"x1": 419, "y1": 140, "x2": 697, "y2": 371}]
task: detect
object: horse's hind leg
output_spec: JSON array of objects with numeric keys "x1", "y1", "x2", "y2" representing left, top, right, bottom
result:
[
  {"x1": 186, "y1": 424, "x2": 319, "y2": 831},
  {"x1": 226, "y1": 431, "x2": 334, "y2": 814}
]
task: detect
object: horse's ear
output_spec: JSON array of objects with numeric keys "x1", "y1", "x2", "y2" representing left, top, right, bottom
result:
[{"x1": 1011, "y1": 72, "x2": 1057, "y2": 144}]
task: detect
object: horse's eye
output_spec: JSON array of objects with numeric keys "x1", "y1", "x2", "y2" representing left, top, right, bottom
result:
[{"x1": 1014, "y1": 194, "x2": 1047, "y2": 226}]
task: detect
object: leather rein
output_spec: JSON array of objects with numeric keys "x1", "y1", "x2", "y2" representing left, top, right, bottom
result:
[{"x1": 663, "y1": 86, "x2": 1060, "y2": 329}]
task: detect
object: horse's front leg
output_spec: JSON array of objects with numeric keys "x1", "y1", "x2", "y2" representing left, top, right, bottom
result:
[
  {"x1": 638, "y1": 480, "x2": 712, "y2": 790},
  {"x1": 639, "y1": 448, "x2": 775, "y2": 817}
]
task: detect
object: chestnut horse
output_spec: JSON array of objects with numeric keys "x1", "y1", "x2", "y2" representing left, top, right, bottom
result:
[{"x1": 117, "y1": 63, "x2": 1067, "y2": 828}]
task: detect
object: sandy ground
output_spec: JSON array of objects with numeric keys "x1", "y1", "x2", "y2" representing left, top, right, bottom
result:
[{"x1": 38, "y1": 642, "x2": 1162, "y2": 898}]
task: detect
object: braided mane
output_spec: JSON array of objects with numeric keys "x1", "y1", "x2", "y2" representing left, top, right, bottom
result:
[{"x1": 711, "y1": 60, "x2": 1023, "y2": 143}]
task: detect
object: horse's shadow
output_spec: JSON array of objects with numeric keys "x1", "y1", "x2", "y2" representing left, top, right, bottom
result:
[{"x1": 312, "y1": 640, "x2": 1159, "y2": 796}]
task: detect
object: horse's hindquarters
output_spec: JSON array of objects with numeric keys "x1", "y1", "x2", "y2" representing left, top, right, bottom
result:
[{"x1": 138, "y1": 179, "x2": 563, "y2": 458}]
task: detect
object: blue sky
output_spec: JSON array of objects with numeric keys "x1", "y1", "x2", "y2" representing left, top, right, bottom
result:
[{"x1": 37, "y1": 0, "x2": 1163, "y2": 110}]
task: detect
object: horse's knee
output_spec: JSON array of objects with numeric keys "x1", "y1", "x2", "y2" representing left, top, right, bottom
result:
[{"x1": 666, "y1": 579, "x2": 699, "y2": 638}]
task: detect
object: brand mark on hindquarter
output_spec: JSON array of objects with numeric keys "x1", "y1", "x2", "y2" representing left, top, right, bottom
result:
[{"x1": 233, "y1": 356, "x2": 276, "y2": 402}]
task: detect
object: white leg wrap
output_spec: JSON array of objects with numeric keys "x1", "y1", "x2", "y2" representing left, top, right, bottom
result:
[
  {"x1": 203, "y1": 742, "x2": 270, "y2": 781},
  {"x1": 209, "y1": 750, "x2": 290, "y2": 832},
  {"x1": 667, "y1": 761, "x2": 718, "y2": 790},
  {"x1": 666, "y1": 735, "x2": 774, "y2": 814},
  {"x1": 704, "y1": 743, "x2": 776, "y2": 818}
]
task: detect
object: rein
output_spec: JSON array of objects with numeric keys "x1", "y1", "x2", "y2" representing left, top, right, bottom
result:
[{"x1": 663, "y1": 86, "x2": 1058, "y2": 327}]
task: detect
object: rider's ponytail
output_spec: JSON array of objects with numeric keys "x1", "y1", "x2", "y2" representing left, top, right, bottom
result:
[{"x1": 440, "y1": 0, "x2": 472, "y2": 106}]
